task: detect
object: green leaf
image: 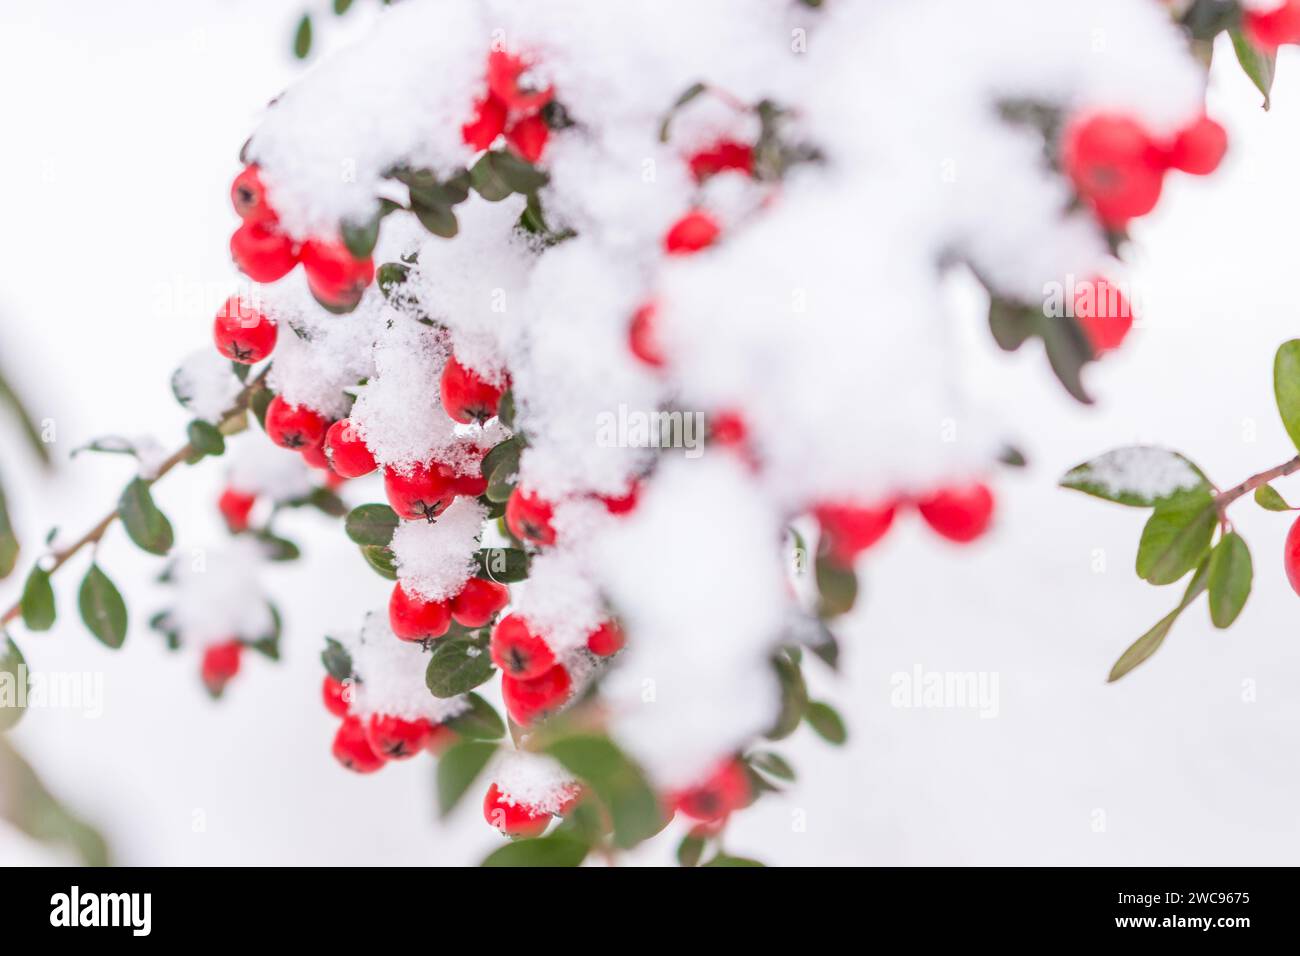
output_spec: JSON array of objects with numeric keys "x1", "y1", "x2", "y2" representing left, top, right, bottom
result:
[
  {"x1": 321, "y1": 637, "x2": 353, "y2": 682},
  {"x1": 481, "y1": 833, "x2": 588, "y2": 867},
  {"x1": 470, "y1": 153, "x2": 513, "y2": 202},
  {"x1": 411, "y1": 199, "x2": 459, "y2": 239},
  {"x1": 473, "y1": 547, "x2": 530, "y2": 584},
  {"x1": 253, "y1": 530, "x2": 300, "y2": 562},
  {"x1": 341, "y1": 212, "x2": 382, "y2": 260},
  {"x1": 377, "y1": 262, "x2": 410, "y2": 299},
  {"x1": 1254, "y1": 484, "x2": 1292, "y2": 511},
  {"x1": 425, "y1": 637, "x2": 495, "y2": 698},
  {"x1": 361, "y1": 545, "x2": 398, "y2": 580},
  {"x1": 186, "y1": 419, "x2": 225, "y2": 458},
  {"x1": 118, "y1": 478, "x2": 174, "y2": 556},
  {"x1": 766, "y1": 651, "x2": 807, "y2": 740},
  {"x1": 0, "y1": 364, "x2": 51, "y2": 466},
  {"x1": 1206, "y1": 531, "x2": 1252, "y2": 629},
  {"x1": 20, "y1": 566, "x2": 55, "y2": 632},
  {"x1": 1275, "y1": 340, "x2": 1300, "y2": 452},
  {"x1": 0, "y1": 478, "x2": 18, "y2": 579},
  {"x1": 1038, "y1": 308, "x2": 1095, "y2": 405},
  {"x1": 0, "y1": 736, "x2": 109, "y2": 865},
  {"x1": 987, "y1": 297, "x2": 1038, "y2": 352},
  {"x1": 658, "y1": 81, "x2": 707, "y2": 142},
  {"x1": 1108, "y1": 560, "x2": 1210, "y2": 682},
  {"x1": 676, "y1": 832, "x2": 706, "y2": 867},
  {"x1": 481, "y1": 834, "x2": 584, "y2": 867},
  {"x1": 703, "y1": 854, "x2": 766, "y2": 867},
  {"x1": 249, "y1": 388, "x2": 273, "y2": 431},
  {"x1": 484, "y1": 439, "x2": 522, "y2": 504},
  {"x1": 814, "y1": 552, "x2": 857, "y2": 618},
  {"x1": 1231, "y1": 28, "x2": 1274, "y2": 111},
  {"x1": 491, "y1": 150, "x2": 549, "y2": 194},
  {"x1": 1135, "y1": 487, "x2": 1217, "y2": 586},
  {"x1": 805, "y1": 700, "x2": 847, "y2": 745},
  {"x1": 333, "y1": 0, "x2": 353, "y2": 13},
  {"x1": 345, "y1": 504, "x2": 399, "y2": 547},
  {"x1": 749, "y1": 751, "x2": 795, "y2": 782},
  {"x1": 248, "y1": 603, "x2": 282, "y2": 660},
  {"x1": 77, "y1": 564, "x2": 127, "y2": 649},
  {"x1": 544, "y1": 734, "x2": 664, "y2": 850},
  {"x1": 292, "y1": 14, "x2": 312, "y2": 59},
  {"x1": 436, "y1": 739, "x2": 497, "y2": 818},
  {"x1": 1060, "y1": 447, "x2": 1209, "y2": 507},
  {"x1": 0, "y1": 636, "x2": 28, "y2": 731},
  {"x1": 444, "y1": 692, "x2": 506, "y2": 740}
]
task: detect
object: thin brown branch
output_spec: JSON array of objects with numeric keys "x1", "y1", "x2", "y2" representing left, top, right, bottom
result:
[
  {"x1": 0, "y1": 366, "x2": 270, "y2": 628},
  {"x1": 1214, "y1": 454, "x2": 1300, "y2": 510}
]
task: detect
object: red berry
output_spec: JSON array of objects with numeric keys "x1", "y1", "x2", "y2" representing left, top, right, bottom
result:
[
  {"x1": 201, "y1": 640, "x2": 243, "y2": 698},
  {"x1": 1061, "y1": 113, "x2": 1166, "y2": 229},
  {"x1": 264, "y1": 395, "x2": 328, "y2": 451},
  {"x1": 365, "y1": 713, "x2": 434, "y2": 759},
  {"x1": 440, "y1": 357, "x2": 505, "y2": 424},
  {"x1": 388, "y1": 583, "x2": 452, "y2": 642},
  {"x1": 1245, "y1": 1, "x2": 1300, "y2": 51},
  {"x1": 814, "y1": 501, "x2": 897, "y2": 565},
  {"x1": 325, "y1": 419, "x2": 377, "y2": 478},
  {"x1": 598, "y1": 480, "x2": 640, "y2": 516},
  {"x1": 586, "y1": 620, "x2": 625, "y2": 657},
  {"x1": 672, "y1": 759, "x2": 751, "y2": 822},
  {"x1": 490, "y1": 614, "x2": 556, "y2": 679},
  {"x1": 301, "y1": 440, "x2": 333, "y2": 472},
  {"x1": 501, "y1": 663, "x2": 571, "y2": 725},
  {"x1": 1285, "y1": 515, "x2": 1300, "y2": 596},
  {"x1": 300, "y1": 239, "x2": 375, "y2": 311},
  {"x1": 451, "y1": 578, "x2": 510, "y2": 628},
  {"x1": 1073, "y1": 276, "x2": 1133, "y2": 356},
  {"x1": 217, "y1": 487, "x2": 256, "y2": 533},
  {"x1": 1166, "y1": 115, "x2": 1227, "y2": 176},
  {"x1": 451, "y1": 471, "x2": 488, "y2": 497},
  {"x1": 505, "y1": 487, "x2": 557, "y2": 546},
  {"x1": 628, "y1": 302, "x2": 665, "y2": 368},
  {"x1": 505, "y1": 113, "x2": 549, "y2": 163},
  {"x1": 688, "y1": 140, "x2": 754, "y2": 182},
  {"x1": 710, "y1": 409, "x2": 749, "y2": 447},
  {"x1": 322, "y1": 675, "x2": 350, "y2": 718},
  {"x1": 383, "y1": 462, "x2": 457, "y2": 521},
  {"x1": 230, "y1": 220, "x2": 298, "y2": 282},
  {"x1": 231, "y1": 164, "x2": 276, "y2": 224},
  {"x1": 664, "y1": 210, "x2": 720, "y2": 255},
  {"x1": 486, "y1": 49, "x2": 554, "y2": 114},
  {"x1": 332, "y1": 716, "x2": 387, "y2": 774},
  {"x1": 213, "y1": 294, "x2": 277, "y2": 364},
  {"x1": 916, "y1": 484, "x2": 995, "y2": 544},
  {"x1": 462, "y1": 94, "x2": 507, "y2": 150},
  {"x1": 483, "y1": 782, "x2": 551, "y2": 838}
]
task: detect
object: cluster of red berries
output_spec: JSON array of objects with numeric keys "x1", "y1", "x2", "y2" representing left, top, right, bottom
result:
[
  {"x1": 814, "y1": 483, "x2": 996, "y2": 566},
  {"x1": 1245, "y1": 0, "x2": 1300, "y2": 50},
  {"x1": 322, "y1": 673, "x2": 456, "y2": 774},
  {"x1": 1062, "y1": 110, "x2": 1227, "y2": 230},
  {"x1": 229, "y1": 164, "x2": 375, "y2": 310},
  {"x1": 489, "y1": 614, "x2": 624, "y2": 725},
  {"x1": 461, "y1": 49, "x2": 556, "y2": 163}
]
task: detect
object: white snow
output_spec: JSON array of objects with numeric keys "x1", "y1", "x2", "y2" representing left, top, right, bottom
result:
[
  {"x1": 390, "y1": 496, "x2": 485, "y2": 602},
  {"x1": 163, "y1": 539, "x2": 276, "y2": 649},
  {"x1": 490, "y1": 749, "x2": 579, "y2": 813},
  {"x1": 1062, "y1": 446, "x2": 1205, "y2": 502},
  {"x1": 341, "y1": 612, "x2": 471, "y2": 723},
  {"x1": 171, "y1": 349, "x2": 244, "y2": 424}
]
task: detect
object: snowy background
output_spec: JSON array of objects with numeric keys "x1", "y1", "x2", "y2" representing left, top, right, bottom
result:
[{"x1": 2, "y1": 0, "x2": 1300, "y2": 865}]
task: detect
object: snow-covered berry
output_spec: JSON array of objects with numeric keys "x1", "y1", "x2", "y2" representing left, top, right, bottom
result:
[
  {"x1": 264, "y1": 395, "x2": 329, "y2": 450},
  {"x1": 325, "y1": 419, "x2": 378, "y2": 478},
  {"x1": 384, "y1": 462, "x2": 457, "y2": 521},
  {"x1": 440, "y1": 357, "x2": 505, "y2": 424},
  {"x1": 483, "y1": 782, "x2": 551, "y2": 838},
  {"x1": 389, "y1": 583, "x2": 452, "y2": 642},
  {"x1": 505, "y1": 487, "x2": 556, "y2": 546},
  {"x1": 501, "y1": 662, "x2": 571, "y2": 725},
  {"x1": 217, "y1": 487, "x2": 256, "y2": 533}
]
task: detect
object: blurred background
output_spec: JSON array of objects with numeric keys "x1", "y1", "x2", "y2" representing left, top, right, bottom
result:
[{"x1": 2, "y1": 1, "x2": 1299, "y2": 865}]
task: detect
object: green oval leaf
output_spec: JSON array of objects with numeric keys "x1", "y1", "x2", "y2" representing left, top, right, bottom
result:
[
  {"x1": 544, "y1": 733, "x2": 664, "y2": 850},
  {"x1": 341, "y1": 212, "x2": 381, "y2": 260},
  {"x1": 1274, "y1": 339, "x2": 1300, "y2": 453},
  {"x1": 292, "y1": 14, "x2": 312, "y2": 59},
  {"x1": 481, "y1": 834, "x2": 588, "y2": 868},
  {"x1": 436, "y1": 739, "x2": 497, "y2": 818},
  {"x1": 77, "y1": 564, "x2": 127, "y2": 649},
  {"x1": 703, "y1": 854, "x2": 766, "y2": 867},
  {"x1": 676, "y1": 832, "x2": 706, "y2": 867},
  {"x1": 361, "y1": 545, "x2": 398, "y2": 580},
  {"x1": 473, "y1": 547, "x2": 530, "y2": 584},
  {"x1": 443, "y1": 692, "x2": 506, "y2": 740},
  {"x1": 470, "y1": 153, "x2": 514, "y2": 202},
  {"x1": 765, "y1": 651, "x2": 807, "y2": 741},
  {"x1": 1135, "y1": 487, "x2": 1217, "y2": 586},
  {"x1": 1231, "y1": 28, "x2": 1275, "y2": 110},
  {"x1": 1060, "y1": 447, "x2": 1208, "y2": 508},
  {"x1": 321, "y1": 637, "x2": 353, "y2": 683},
  {"x1": 0, "y1": 635, "x2": 28, "y2": 730},
  {"x1": 1254, "y1": 484, "x2": 1292, "y2": 511},
  {"x1": 749, "y1": 751, "x2": 795, "y2": 782},
  {"x1": 805, "y1": 700, "x2": 847, "y2": 745},
  {"x1": 345, "y1": 504, "x2": 399, "y2": 547},
  {"x1": 1207, "y1": 532, "x2": 1252, "y2": 629},
  {"x1": 814, "y1": 552, "x2": 857, "y2": 618},
  {"x1": 1108, "y1": 560, "x2": 1210, "y2": 682},
  {"x1": 186, "y1": 419, "x2": 225, "y2": 458},
  {"x1": 20, "y1": 566, "x2": 55, "y2": 632},
  {"x1": 118, "y1": 478, "x2": 174, "y2": 556},
  {"x1": 425, "y1": 637, "x2": 495, "y2": 698}
]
